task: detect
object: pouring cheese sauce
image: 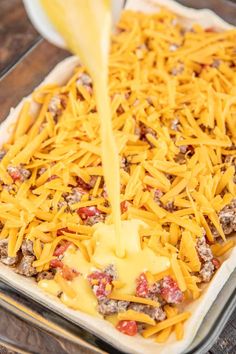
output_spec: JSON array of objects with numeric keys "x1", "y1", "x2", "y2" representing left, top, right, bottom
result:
[
  {"x1": 40, "y1": 0, "x2": 124, "y2": 258},
  {"x1": 39, "y1": 0, "x2": 170, "y2": 315}
]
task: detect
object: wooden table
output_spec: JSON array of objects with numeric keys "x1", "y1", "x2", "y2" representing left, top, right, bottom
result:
[{"x1": 0, "y1": 0, "x2": 235, "y2": 353}]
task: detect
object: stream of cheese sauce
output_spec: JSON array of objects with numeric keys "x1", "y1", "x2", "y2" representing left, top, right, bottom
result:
[
  {"x1": 40, "y1": 0, "x2": 124, "y2": 258},
  {"x1": 39, "y1": 1, "x2": 170, "y2": 315}
]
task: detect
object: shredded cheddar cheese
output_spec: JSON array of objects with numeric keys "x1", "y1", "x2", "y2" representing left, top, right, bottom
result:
[
  {"x1": 117, "y1": 310, "x2": 155, "y2": 325},
  {"x1": 142, "y1": 312, "x2": 191, "y2": 338},
  {"x1": 109, "y1": 292, "x2": 160, "y2": 307}
]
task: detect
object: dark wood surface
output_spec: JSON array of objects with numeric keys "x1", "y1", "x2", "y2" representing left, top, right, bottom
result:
[
  {"x1": 209, "y1": 312, "x2": 236, "y2": 354},
  {"x1": 0, "y1": 305, "x2": 87, "y2": 354},
  {"x1": 0, "y1": 39, "x2": 69, "y2": 122},
  {"x1": 179, "y1": 0, "x2": 236, "y2": 25},
  {"x1": 0, "y1": 0, "x2": 235, "y2": 353},
  {"x1": 0, "y1": 0, "x2": 40, "y2": 76}
]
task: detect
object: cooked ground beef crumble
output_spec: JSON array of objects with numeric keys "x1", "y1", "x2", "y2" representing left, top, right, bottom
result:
[
  {"x1": 219, "y1": 199, "x2": 236, "y2": 235},
  {"x1": 7, "y1": 165, "x2": 31, "y2": 182}
]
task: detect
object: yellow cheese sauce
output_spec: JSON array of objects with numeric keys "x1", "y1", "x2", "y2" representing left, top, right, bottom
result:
[
  {"x1": 91, "y1": 221, "x2": 170, "y2": 294},
  {"x1": 39, "y1": 221, "x2": 170, "y2": 315}
]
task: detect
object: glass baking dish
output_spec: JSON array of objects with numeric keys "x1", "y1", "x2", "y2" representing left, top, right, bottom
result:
[
  {"x1": 0, "y1": 1, "x2": 235, "y2": 353},
  {"x1": 0, "y1": 271, "x2": 234, "y2": 354}
]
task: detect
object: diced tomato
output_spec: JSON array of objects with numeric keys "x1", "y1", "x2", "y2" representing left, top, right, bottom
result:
[
  {"x1": 87, "y1": 271, "x2": 112, "y2": 282},
  {"x1": 50, "y1": 259, "x2": 63, "y2": 268},
  {"x1": 145, "y1": 184, "x2": 152, "y2": 192},
  {"x1": 9, "y1": 171, "x2": 21, "y2": 181},
  {"x1": 77, "y1": 187, "x2": 87, "y2": 195},
  {"x1": 200, "y1": 64, "x2": 209, "y2": 71},
  {"x1": 186, "y1": 145, "x2": 195, "y2": 155},
  {"x1": 120, "y1": 200, "x2": 129, "y2": 214},
  {"x1": 87, "y1": 271, "x2": 113, "y2": 299},
  {"x1": 57, "y1": 228, "x2": 75, "y2": 236},
  {"x1": 77, "y1": 206, "x2": 100, "y2": 220},
  {"x1": 136, "y1": 272, "x2": 149, "y2": 298},
  {"x1": 47, "y1": 175, "x2": 59, "y2": 182},
  {"x1": 205, "y1": 27, "x2": 216, "y2": 33},
  {"x1": 116, "y1": 320, "x2": 138, "y2": 336},
  {"x1": 76, "y1": 176, "x2": 91, "y2": 190},
  {"x1": 205, "y1": 236, "x2": 213, "y2": 245},
  {"x1": 160, "y1": 276, "x2": 183, "y2": 304},
  {"x1": 53, "y1": 242, "x2": 71, "y2": 256},
  {"x1": 62, "y1": 265, "x2": 79, "y2": 280},
  {"x1": 212, "y1": 258, "x2": 221, "y2": 270}
]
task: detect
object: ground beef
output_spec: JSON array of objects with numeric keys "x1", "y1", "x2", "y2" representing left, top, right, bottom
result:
[
  {"x1": 196, "y1": 237, "x2": 213, "y2": 262},
  {"x1": 1, "y1": 256, "x2": 18, "y2": 266},
  {"x1": 98, "y1": 299, "x2": 129, "y2": 316},
  {"x1": 171, "y1": 63, "x2": 184, "y2": 76},
  {"x1": 76, "y1": 176, "x2": 98, "y2": 190},
  {"x1": 37, "y1": 167, "x2": 47, "y2": 176},
  {"x1": 218, "y1": 199, "x2": 236, "y2": 235},
  {"x1": 212, "y1": 59, "x2": 221, "y2": 68},
  {"x1": 7, "y1": 165, "x2": 31, "y2": 182},
  {"x1": 64, "y1": 187, "x2": 85, "y2": 205},
  {"x1": 120, "y1": 157, "x2": 130, "y2": 172},
  {"x1": 153, "y1": 189, "x2": 163, "y2": 204},
  {"x1": 0, "y1": 239, "x2": 19, "y2": 266},
  {"x1": 77, "y1": 73, "x2": 92, "y2": 86},
  {"x1": 179, "y1": 145, "x2": 188, "y2": 154},
  {"x1": 21, "y1": 240, "x2": 34, "y2": 256},
  {"x1": 224, "y1": 154, "x2": 236, "y2": 165},
  {"x1": 128, "y1": 303, "x2": 166, "y2": 322},
  {"x1": 57, "y1": 200, "x2": 68, "y2": 210},
  {"x1": 0, "y1": 150, "x2": 6, "y2": 160},
  {"x1": 97, "y1": 297, "x2": 166, "y2": 321},
  {"x1": 48, "y1": 95, "x2": 61, "y2": 117},
  {"x1": 199, "y1": 261, "x2": 215, "y2": 282},
  {"x1": 104, "y1": 264, "x2": 117, "y2": 279},
  {"x1": 139, "y1": 122, "x2": 156, "y2": 142},
  {"x1": 196, "y1": 236, "x2": 220, "y2": 282},
  {"x1": 89, "y1": 176, "x2": 98, "y2": 188},
  {"x1": 16, "y1": 255, "x2": 37, "y2": 277},
  {"x1": 174, "y1": 148, "x2": 188, "y2": 164},
  {"x1": 209, "y1": 224, "x2": 220, "y2": 239},
  {"x1": 36, "y1": 270, "x2": 55, "y2": 282},
  {"x1": 148, "y1": 281, "x2": 161, "y2": 298},
  {"x1": 171, "y1": 118, "x2": 179, "y2": 131},
  {"x1": 149, "y1": 307, "x2": 166, "y2": 321},
  {"x1": 163, "y1": 201, "x2": 176, "y2": 212},
  {"x1": 2, "y1": 184, "x2": 15, "y2": 192},
  {"x1": 85, "y1": 214, "x2": 105, "y2": 226},
  {"x1": 76, "y1": 73, "x2": 93, "y2": 94}
]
